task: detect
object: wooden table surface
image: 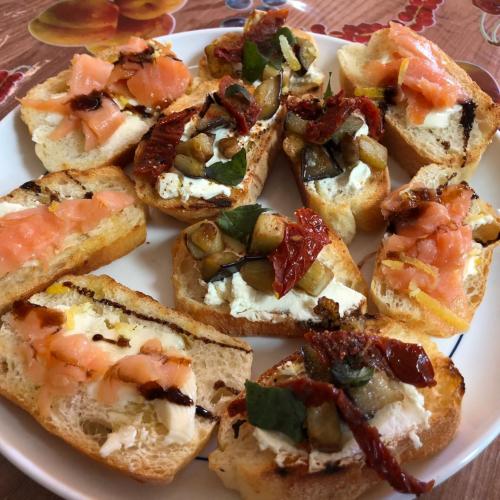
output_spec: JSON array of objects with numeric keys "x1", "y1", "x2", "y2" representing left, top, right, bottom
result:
[{"x1": 0, "y1": 0, "x2": 498, "y2": 498}]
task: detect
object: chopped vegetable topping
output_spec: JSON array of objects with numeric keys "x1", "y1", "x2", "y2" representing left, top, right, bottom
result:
[
  {"x1": 268, "y1": 208, "x2": 330, "y2": 298},
  {"x1": 216, "y1": 204, "x2": 268, "y2": 244},
  {"x1": 206, "y1": 148, "x2": 247, "y2": 186},
  {"x1": 242, "y1": 40, "x2": 268, "y2": 83},
  {"x1": 323, "y1": 71, "x2": 333, "y2": 99}
]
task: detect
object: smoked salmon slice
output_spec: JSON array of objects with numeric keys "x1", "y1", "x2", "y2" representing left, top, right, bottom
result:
[{"x1": 67, "y1": 54, "x2": 113, "y2": 96}]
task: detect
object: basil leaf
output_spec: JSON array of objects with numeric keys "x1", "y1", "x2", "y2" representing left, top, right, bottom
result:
[
  {"x1": 245, "y1": 380, "x2": 306, "y2": 443},
  {"x1": 324, "y1": 71, "x2": 333, "y2": 99},
  {"x1": 331, "y1": 360, "x2": 374, "y2": 388},
  {"x1": 225, "y1": 83, "x2": 252, "y2": 103},
  {"x1": 243, "y1": 40, "x2": 267, "y2": 83},
  {"x1": 206, "y1": 148, "x2": 247, "y2": 186},
  {"x1": 216, "y1": 203, "x2": 268, "y2": 243},
  {"x1": 276, "y1": 27, "x2": 296, "y2": 46}
]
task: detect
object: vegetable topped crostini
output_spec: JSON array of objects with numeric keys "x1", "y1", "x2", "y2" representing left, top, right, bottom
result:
[
  {"x1": 200, "y1": 9, "x2": 324, "y2": 96},
  {"x1": 133, "y1": 77, "x2": 285, "y2": 222},
  {"x1": 283, "y1": 89, "x2": 390, "y2": 243},
  {"x1": 172, "y1": 204, "x2": 368, "y2": 337}
]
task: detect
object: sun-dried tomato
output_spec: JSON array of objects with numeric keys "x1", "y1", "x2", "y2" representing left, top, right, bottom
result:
[
  {"x1": 245, "y1": 8, "x2": 289, "y2": 45},
  {"x1": 133, "y1": 107, "x2": 197, "y2": 184},
  {"x1": 213, "y1": 36, "x2": 245, "y2": 63},
  {"x1": 268, "y1": 208, "x2": 330, "y2": 298},
  {"x1": 286, "y1": 95, "x2": 323, "y2": 120},
  {"x1": 279, "y1": 377, "x2": 434, "y2": 495},
  {"x1": 218, "y1": 76, "x2": 261, "y2": 135},
  {"x1": 304, "y1": 90, "x2": 384, "y2": 144}
]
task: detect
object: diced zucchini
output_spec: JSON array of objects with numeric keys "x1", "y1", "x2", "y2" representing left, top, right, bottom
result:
[
  {"x1": 240, "y1": 259, "x2": 274, "y2": 293},
  {"x1": 358, "y1": 135, "x2": 388, "y2": 171},
  {"x1": 297, "y1": 38, "x2": 317, "y2": 71},
  {"x1": 306, "y1": 403, "x2": 342, "y2": 452},
  {"x1": 341, "y1": 134, "x2": 360, "y2": 168},
  {"x1": 218, "y1": 137, "x2": 241, "y2": 159},
  {"x1": 296, "y1": 260, "x2": 333, "y2": 296},
  {"x1": 254, "y1": 74, "x2": 281, "y2": 120},
  {"x1": 330, "y1": 114, "x2": 365, "y2": 143},
  {"x1": 188, "y1": 221, "x2": 224, "y2": 257},
  {"x1": 301, "y1": 144, "x2": 342, "y2": 181},
  {"x1": 249, "y1": 213, "x2": 286, "y2": 255},
  {"x1": 174, "y1": 154, "x2": 205, "y2": 178},
  {"x1": 222, "y1": 233, "x2": 246, "y2": 254},
  {"x1": 285, "y1": 111, "x2": 308, "y2": 136},
  {"x1": 175, "y1": 133, "x2": 214, "y2": 162},
  {"x1": 262, "y1": 63, "x2": 280, "y2": 80},
  {"x1": 200, "y1": 251, "x2": 240, "y2": 281}
]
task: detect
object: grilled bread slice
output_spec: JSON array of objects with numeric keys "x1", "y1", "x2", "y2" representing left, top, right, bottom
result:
[
  {"x1": 283, "y1": 94, "x2": 390, "y2": 244},
  {"x1": 20, "y1": 39, "x2": 189, "y2": 172},
  {"x1": 134, "y1": 79, "x2": 286, "y2": 223},
  {"x1": 0, "y1": 274, "x2": 252, "y2": 482},
  {"x1": 371, "y1": 164, "x2": 500, "y2": 337},
  {"x1": 172, "y1": 207, "x2": 368, "y2": 337},
  {"x1": 209, "y1": 316, "x2": 464, "y2": 499},
  {"x1": 0, "y1": 166, "x2": 146, "y2": 313},
  {"x1": 199, "y1": 9, "x2": 324, "y2": 97},
  {"x1": 338, "y1": 26, "x2": 500, "y2": 179}
]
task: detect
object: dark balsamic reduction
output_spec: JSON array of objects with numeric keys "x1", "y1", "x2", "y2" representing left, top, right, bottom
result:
[
  {"x1": 139, "y1": 381, "x2": 193, "y2": 405},
  {"x1": 460, "y1": 99, "x2": 477, "y2": 157},
  {"x1": 231, "y1": 419, "x2": 246, "y2": 438},
  {"x1": 70, "y1": 90, "x2": 104, "y2": 112},
  {"x1": 12, "y1": 301, "x2": 65, "y2": 328},
  {"x1": 92, "y1": 333, "x2": 130, "y2": 348},
  {"x1": 117, "y1": 45, "x2": 155, "y2": 66},
  {"x1": 123, "y1": 104, "x2": 153, "y2": 118},
  {"x1": 195, "y1": 405, "x2": 218, "y2": 421}
]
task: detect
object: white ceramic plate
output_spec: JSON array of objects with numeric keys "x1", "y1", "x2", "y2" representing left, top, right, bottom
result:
[{"x1": 0, "y1": 28, "x2": 498, "y2": 500}]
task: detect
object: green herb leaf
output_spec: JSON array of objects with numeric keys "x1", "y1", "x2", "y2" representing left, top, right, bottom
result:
[
  {"x1": 331, "y1": 360, "x2": 374, "y2": 388},
  {"x1": 324, "y1": 71, "x2": 333, "y2": 99},
  {"x1": 225, "y1": 83, "x2": 252, "y2": 103},
  {"x1": 216, "y1": 203, "x2": 268, "y2": 243},
  {"x1": 206, "y1": 148, "x2": 247, "y2": 186},
  {"x1": 276, "y1": 27, "x2": 296, "y2": 46},
  {"x1": 243, "y1": 40, "x2": 268, "y2": 83},
  {"x1": 245, "y1": 380, "x2": 306, "y2": 443}
]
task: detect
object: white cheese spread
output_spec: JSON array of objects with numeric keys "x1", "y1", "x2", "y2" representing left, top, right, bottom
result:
[
  {"x1": 204, "y1": 271, "x2": 366, "y2": 323},
  {"x1": 306, "y1": 161, "x2": 372, "y2": 199},
  {"x1": 157, "y1": 172, "x2": 232, "y2": 201},
  {"x1": 0, "y1": 201, "x2": 32, "y2": 218},
  {"x1": 415, "y1": 104, "x2": 462, "y2": 129},
  {"x1": 100, "y1": 425, "x2": 137, "y2": 457}
]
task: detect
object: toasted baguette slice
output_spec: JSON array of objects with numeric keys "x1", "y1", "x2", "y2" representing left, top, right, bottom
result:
[
  {"x1": 0, "y1": 166, "x2": 146, "y2": 313},
  {"x1": 134, "y1": 79, "x2": 286, "y2": 223},
  {"x1": 0, "y1": 274, "x2": 252, "y2": 482},
  {"x1": 338, "y1": 28, "x2": 500, "y2": 178},
  {"x1": 199, "y1": 10, "x2": 324, "y2": 96},
  {"x1": 172, "y1": 211, "x2": 368, "y2": 337},
  {"x1": 371, "y1": 164, "x2": 500, "y2": 337},
  {"x1": 283, "y1": 116, "x2": 390, "y2": 244},
  {"x1": 209, "y1": 316, "x2": 464, "y2": 499}
]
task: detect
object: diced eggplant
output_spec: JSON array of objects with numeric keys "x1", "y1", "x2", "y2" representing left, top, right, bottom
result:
[
  {"x1": 218, "y1": 137, "x2": 241, "y2": 159},
  {"x1": 330, "y1": 114, "x2": 365, "y2": 143},
  {"x1": 348, "y1": 371, "x2": 404, "y2": 416},
  {"x1": 301, "y1": 144, "x2": 342, "y2": 181},
  {"x1": 200, "y1": 251, "x2": 240, "y2": 281},
  {"x1": 285, "y1": 111, "x2": 308, "y2": 136},
  {"x1": 331, "y1": 361, "x2": 374, "y2": 388},
  {"x1": 302, "y1": 344, "x2": 331, "y2": 382},
  {"x1": 296, "y1": 260, "x2": 333, "y2": 296},
  {"x1": 249, "y1": 213, "x2": 285, "y2": 254},
  {"x1": 222, "y1": 233, "x2": 246, "y2": 255},
  {"x1": 358, "y1": 135, "x2": 388, "y2": 171},
  {"x1": 254, "y1": 74, "x2": 282, "y2": 120},
  {"x1": 262, "y1": 63, "x2": 280, "y2": 80},
  {"x1": 225, "y1": 83, "x2": 252, "y2": 103},
  {"x1": 188, "y1": 221, "x2": 224, "y2": 257},
  {"x1": 174, "y1": 154, "x2": 206, "y2": 178},
  {"x1": 297, "y1": 38, "x2": 318, "y2": 72},
  {"x1": 340, "y1": 134, "x2": 360, "y2": 168},
  {"x1": 176, "y1": 133, "x2": 214, "y2": 162},
  {"x1": 197, "y1": 103, "x2": 232, "y2": 133},
  {"x1": 240, "y1": 259, "x2": 274, "y2": 293},
  {"x1": 306, "y1": 403, "x2": 342, "y2": 453}
]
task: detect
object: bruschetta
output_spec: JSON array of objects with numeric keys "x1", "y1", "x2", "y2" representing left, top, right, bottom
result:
[
  {"x1": 338, "y1": 22, "x2": 500, "y2": 178},
  {"x1": 20, "y1": 36, "x2": 191, "y2": 172},
  {"x1": 200, "y1": 9, "x2": 324, "y2": 96},
  {"x1": 0, "y1": 274, "x2": 252, "y2": 482},
  {"x1": 172, "y1": 205, "x2": 368, "y2": 337},
  {"x1": 371, "y1": 163, "x2": 500, "y2": 337},
  {"x1": 0, "y1": 166, "x2": 146, "y2": 312},
  {"x1": 133, "y1": 77, "x2": 285, "y2": 222},
  {"x1": 209, "y1": 311, "x2": 464, "y2": 499},
  {"x1": 283, "y1": 90, "x2": 390, "y2": 243}
]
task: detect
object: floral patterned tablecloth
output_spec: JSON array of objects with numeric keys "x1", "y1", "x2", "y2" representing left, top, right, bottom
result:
[{"x1": 0, "y1": 0, "x2": 498, "y2": 498}]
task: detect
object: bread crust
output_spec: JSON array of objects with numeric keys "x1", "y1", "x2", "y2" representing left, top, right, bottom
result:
[
  {"x1": 370, "y1": 164, "x2": 500, "y2": 337},
  {"x1": 172, "y1": 220, "x2": 368, "y2": 337},
  {"x1": 0, "y1": 166, "x2": 147, "y2": 313},
  {"x1": 338, "y1": 30, "x2": 500, "y2": 179},
  {"x1": 0, "y1": 274, "x2": 252, "y2": 482},
  {"x1": 283, "y1": 133, "x2": 390, "y2": 244},
  {"x1": 208, "y1": 316, "x2": 465, "y2": 499},
  {"x1": 134, "y1": 79, "x2": 286, "y2": 223}
]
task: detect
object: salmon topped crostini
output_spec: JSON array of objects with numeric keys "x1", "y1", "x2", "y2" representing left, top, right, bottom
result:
[
  {"x1": 200, "y1": 9, "x2": 324, "y2": 96},
  {"x1": 338, "y1": 23, "x2": 500, "y2": 177},
  {"x1": 20, "y1": 36, "x2": 191, "y2": 172}
]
